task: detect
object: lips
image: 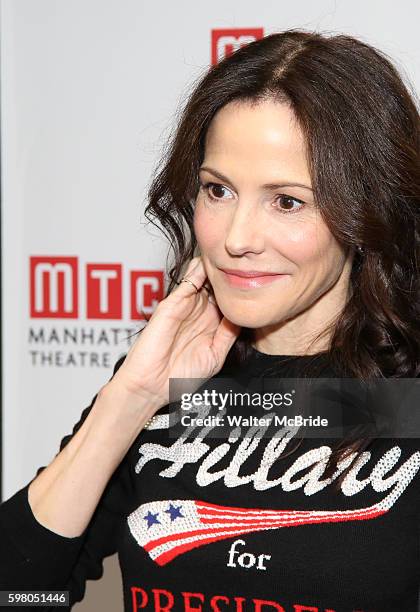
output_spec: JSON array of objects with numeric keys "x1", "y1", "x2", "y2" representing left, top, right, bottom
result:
[
  {"x1": 219, "y1": 268, "x2": 282, "y2": 278},
  {"x1": 220, "y1": 269, "x2": 288, "y2": 290}
]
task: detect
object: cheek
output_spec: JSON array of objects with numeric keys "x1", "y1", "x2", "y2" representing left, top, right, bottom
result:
[
  {"x1": 193, "y1": 201, "x2": 221, "y2": 251},
  {"x1": 279, "y1": 220, "x2": 339, "y2": 267},
  {"x1": 274, "y1": 224, "x2": 322, "y2": 265}
]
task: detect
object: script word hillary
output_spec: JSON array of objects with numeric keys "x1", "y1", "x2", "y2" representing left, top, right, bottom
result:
[{"x1": 134, "y1": 418, "x2": 420, "y2": 511}]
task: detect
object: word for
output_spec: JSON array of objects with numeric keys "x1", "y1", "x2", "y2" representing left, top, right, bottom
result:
[{"x1": 226, "y1": 539, "x2": 271, "y2": 571}]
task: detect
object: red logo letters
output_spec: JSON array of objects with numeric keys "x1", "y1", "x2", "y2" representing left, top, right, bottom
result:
[{"x1": 30, "y1": 256, "x2": 164, "y2": 320}]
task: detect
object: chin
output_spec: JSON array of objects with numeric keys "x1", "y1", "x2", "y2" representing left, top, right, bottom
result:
[{"x1": 215, "y1": 299, "x2": 281, "y2": 329}]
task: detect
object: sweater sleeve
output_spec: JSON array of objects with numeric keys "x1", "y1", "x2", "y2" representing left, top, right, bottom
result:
[{"x1": 0, "y1": 354, "x2": 133, "y2": 610}]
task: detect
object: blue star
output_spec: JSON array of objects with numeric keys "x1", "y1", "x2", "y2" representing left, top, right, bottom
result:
[
  {"x1": 143, "y1": 511, "x2": 160, "y2": 528},
  {"x1": 165, "y1": 503, "x2": 184, "y2": 521}
]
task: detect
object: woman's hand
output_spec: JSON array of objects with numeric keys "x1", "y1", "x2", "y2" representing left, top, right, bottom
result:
[{"x1": 109, "y1": 256, "x2": 242, "y2": 408}]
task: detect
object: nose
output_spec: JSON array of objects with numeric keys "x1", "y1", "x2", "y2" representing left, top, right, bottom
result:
[{"x1": 224, "y1": 200, "x2": 265, "y2": 255}]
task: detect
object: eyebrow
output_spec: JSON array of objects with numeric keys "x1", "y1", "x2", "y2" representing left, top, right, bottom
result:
[{"x1": 199, "y1": 165, "x2": 313, "y2": 192}]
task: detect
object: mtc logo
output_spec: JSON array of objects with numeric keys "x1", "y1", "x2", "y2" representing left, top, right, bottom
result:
[
  {"x1": 227, "y1": 539, "x2": 271, "y2": 571},
  {"x1": 211, "y1": 28, "x2": 264, "y2": 64},
  {"x1": 30, "y1": 256, "x2": 163, "y2": 320}
]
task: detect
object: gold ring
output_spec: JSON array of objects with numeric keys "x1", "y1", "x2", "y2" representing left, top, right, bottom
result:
[{"x1": 180, "y1": 277, "x2": 199, "y2": 293}]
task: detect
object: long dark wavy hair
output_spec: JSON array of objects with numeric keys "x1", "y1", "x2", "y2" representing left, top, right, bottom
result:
[{"x1": 139, "y1": 29, "x2": 420, "y2": 490}]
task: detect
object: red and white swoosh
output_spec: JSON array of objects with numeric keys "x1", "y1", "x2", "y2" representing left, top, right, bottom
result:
[{"x1": 127, "y1": 498, "x2": 387, "y2": 566}]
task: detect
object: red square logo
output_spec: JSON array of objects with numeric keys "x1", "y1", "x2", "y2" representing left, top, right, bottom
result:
[
  {"x1": 86, "y1": 263, "x2": 122, "y2": 319},
  {"x1": 211, "y1": 28, "x2": 264, "y2": 65},
  {"x1": 130, "y1": 270, "x2": 164, "y2": 320},
  {"x1": 30, "y1": 256, "x2": 78, "y2": 318}
]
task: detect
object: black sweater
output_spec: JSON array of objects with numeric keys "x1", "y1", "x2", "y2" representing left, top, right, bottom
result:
[{"x1": 1, "y1": 347, "x2": 420, "y2": 612}]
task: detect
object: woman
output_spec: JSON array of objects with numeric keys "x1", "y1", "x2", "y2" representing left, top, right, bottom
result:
[{"x1": 0, "y1": 28, "x2": 419, "y2": 612}]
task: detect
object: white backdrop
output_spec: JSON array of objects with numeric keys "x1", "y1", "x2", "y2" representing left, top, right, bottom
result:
[{"x1": 1, "y1": 1, "x2": 419, "y2": 607}]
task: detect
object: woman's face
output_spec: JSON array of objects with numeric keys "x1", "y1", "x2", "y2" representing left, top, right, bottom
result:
[{"x1": 193, "y1": 99, "x2": 354, "y2": 350}]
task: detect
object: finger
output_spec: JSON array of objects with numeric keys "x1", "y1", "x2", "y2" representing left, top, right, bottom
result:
[
  {"x1": 126, "y1": 257, "x2": 212, "y2": 364},
  {"x1": 170, "y1": 257, "x2": 208, "y2": 302}
]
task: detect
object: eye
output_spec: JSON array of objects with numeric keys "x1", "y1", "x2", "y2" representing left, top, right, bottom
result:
[
  {"x1": 199, "y1": 181, "x2": 306, "y2": 215},
  {"x1": 200, "y1": 181, "x2": 234, "y2": 201},
  {"x1": 274, "y1": 194, "x2": 305, "y2": 215}
]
